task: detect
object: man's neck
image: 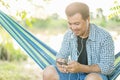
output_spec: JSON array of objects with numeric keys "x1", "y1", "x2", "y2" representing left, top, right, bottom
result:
[{"x1": 79, "y1": 27, "x2": 90, "y2": 38}]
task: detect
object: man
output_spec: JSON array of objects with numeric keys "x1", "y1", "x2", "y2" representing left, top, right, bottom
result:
[{"x1": 43, "y1": 2, "x2": 115, "y2": 80}]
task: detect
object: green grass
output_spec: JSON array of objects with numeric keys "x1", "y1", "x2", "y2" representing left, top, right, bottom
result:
[
  {"x1": 0, "y1": 61, "x2": 43, "y2": 80},
  {"x1": 0, "y1": 61, "x2": 25, "y2": 80}
]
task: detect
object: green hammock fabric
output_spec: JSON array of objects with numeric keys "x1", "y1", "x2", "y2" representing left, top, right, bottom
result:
[{"x1": 0, "y1": 11, "x2": 120, "y2": 80}]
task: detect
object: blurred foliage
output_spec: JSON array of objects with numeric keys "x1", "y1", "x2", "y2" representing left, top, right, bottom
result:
[
  {"x1": 90, "y1": 6, "x2": 120, "y2": 27},
  {"x1": 31, "y1": 14, "x2": 67, "y2": 29},
  {"x1": 108, "y1": 0, "x2": 120, "y2": 21},
  {"x1": 5, "y1": 42, "x2": 27, "y2": 61},
  {"x1": 95, "y1": 8, "x2": 106, "y2": 27},
  {"x1": 22, "y1": 13, "x2": 68, "y2": 35},
  {"x1": 91, "y1": 18, "x2": 120, "y2": 28},
  {"x1": 43, "y1": 0, "x2": 52, "y2": 2},
  {"x1": 16, "y1": 10, "x2": 35, "y2": 28},
  {"x1": 0, "y1": 44, "x2": 9, "y2": 61},
  {"x1": 16, "y1": 11, "x2": 27, "y2": 20},
  {"x1": 0, "y1": 43, "x2": 27, "y2": 62},
  {"x1": 0, "y1": 0, "x2": 10, "y2": 8},
  {"x1": 0, "y1": 28, "x2": 27, "y2": 62}
]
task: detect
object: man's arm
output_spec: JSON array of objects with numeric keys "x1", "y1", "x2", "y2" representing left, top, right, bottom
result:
[
  {"x1": 66, "y1": 61, "x2": 101, "y2": 73},
  {"x1": 79, "y1": 64, "x2": 101, "y2": 73}
]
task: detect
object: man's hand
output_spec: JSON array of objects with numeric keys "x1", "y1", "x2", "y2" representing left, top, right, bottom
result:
[
  {"x1": 67, "y1": 61, "x2": 101, "y2": 73},
  {"x1": 56, "y1": 59, "x2": 83, "y2": 73},
  {"x1": 56, "y1": 58, "x2": 68, "y2": 73},
  {"x1": 56, "y1": 59, "x2": 101, "y2": 73},
  {"x1": 67, "y1": 61, "x2": 82, "y2": 73}
]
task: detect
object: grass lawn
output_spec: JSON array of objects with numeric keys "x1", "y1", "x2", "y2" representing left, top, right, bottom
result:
[{"x1": 0, "y1": 59, "x2": 43, "y2": 80}]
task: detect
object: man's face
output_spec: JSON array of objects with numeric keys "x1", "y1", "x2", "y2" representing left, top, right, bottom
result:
[{"x1": 67, "y1": 13, "x2": 88, "y2": 37}]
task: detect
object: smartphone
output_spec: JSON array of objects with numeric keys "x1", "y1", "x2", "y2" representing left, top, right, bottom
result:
[{"x1": 56, "y1": 61, "x2": 68, "y2": 65}]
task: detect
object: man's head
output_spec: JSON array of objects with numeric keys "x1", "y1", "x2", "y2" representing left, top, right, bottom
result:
[
  {"x1": 65, "y1": 2, "x2": 90, "y2": 38},
  {"x1": 65, "y1": 2, "x2": 89, "y2": 20}
]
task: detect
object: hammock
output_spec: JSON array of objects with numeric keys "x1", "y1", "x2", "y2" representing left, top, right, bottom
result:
[
  {"x1": 0, "y1": 11, "x2": 120, "y2": 80},
  {"x1": 0, "y1": 11, "x2": 57, "y2": 69}
]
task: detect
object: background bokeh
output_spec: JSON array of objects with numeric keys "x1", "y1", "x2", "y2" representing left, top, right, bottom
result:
[{"x1": 0, "y1": 0, "x2": 120, "y2": 80}]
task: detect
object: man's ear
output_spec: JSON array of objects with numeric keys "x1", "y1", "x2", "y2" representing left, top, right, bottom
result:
[
  {"x1": 86, "y1": 17, "x2": 90, "y2": 27},
  {"x1": 86, "y1": 19, "x2": 88, "y2": 28}
]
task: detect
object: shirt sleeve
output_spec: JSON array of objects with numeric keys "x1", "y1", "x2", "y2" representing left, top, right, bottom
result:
[
  {"x1": 97, "y1": 35, "x2": 115, "y2": 75},
  {"x1": 56, "y1": 30, "x2": 71, "y2": 60}
]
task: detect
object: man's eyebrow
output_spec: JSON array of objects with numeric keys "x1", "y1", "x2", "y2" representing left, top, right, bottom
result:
[
  {"x1": 68, "y1": 22, "x2": 80, "y2": 24},
  {"x1": 74, "y1": 22, "x2": 80, "y2": 23}
]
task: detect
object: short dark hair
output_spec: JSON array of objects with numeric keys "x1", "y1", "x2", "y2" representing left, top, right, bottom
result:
[{"x1": 65, "y1": 2, "x2": 89, "y2": 20}]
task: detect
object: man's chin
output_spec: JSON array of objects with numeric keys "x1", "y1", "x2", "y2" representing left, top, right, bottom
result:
[
  {"x1": 73, "y1": 32, "x2": 81, "y2": 36},
  {"x1": 74, "y1": 33, "x2": 80, "y2": 36},
  {"x1": 74, "y1": 33, "x2": 83, "y2": 37}
]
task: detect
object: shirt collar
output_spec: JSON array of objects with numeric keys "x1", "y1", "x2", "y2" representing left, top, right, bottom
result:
[{"x1": 88, "y1": 24, "x2": 96, "y2": 41}]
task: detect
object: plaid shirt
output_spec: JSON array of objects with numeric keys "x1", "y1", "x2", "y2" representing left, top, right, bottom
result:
[{"x1": 56, "y1": 24, "x2": 115, "y2": 75}]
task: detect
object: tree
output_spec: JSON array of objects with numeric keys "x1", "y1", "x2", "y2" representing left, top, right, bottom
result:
[
  {"x1": 108, "y1": 0, "x2": 120, "y2": 21},
  {"x1": 0, "y1": 0, "x2": 53, "y2": 27}
]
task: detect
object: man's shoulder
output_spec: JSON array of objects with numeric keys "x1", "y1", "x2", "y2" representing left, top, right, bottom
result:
[
  {"x1": 89, "y1": 24, "x2": 112, "y2": 42},
  {"x1": 63, "y1": 29, "x2": 77, "y2": 41},
  {"x1": 91, "y1": 24, "x2": 111, "y2": 36},
  {"x1": 64, "y1": 29, "x2": 73, "y2": 37}
]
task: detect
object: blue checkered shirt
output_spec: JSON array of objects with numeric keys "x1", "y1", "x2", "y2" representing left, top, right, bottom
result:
[{"x1": 56, "y1": 24, "x2": 115, "y2": 75}]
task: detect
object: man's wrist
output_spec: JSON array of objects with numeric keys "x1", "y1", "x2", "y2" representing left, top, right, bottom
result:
[
  {"x1": 88, "y1": 64, "x2": 101, "y2": 73},
  {"x1": 78, "y1": 64, "x2": 101, "y2": 73}
]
